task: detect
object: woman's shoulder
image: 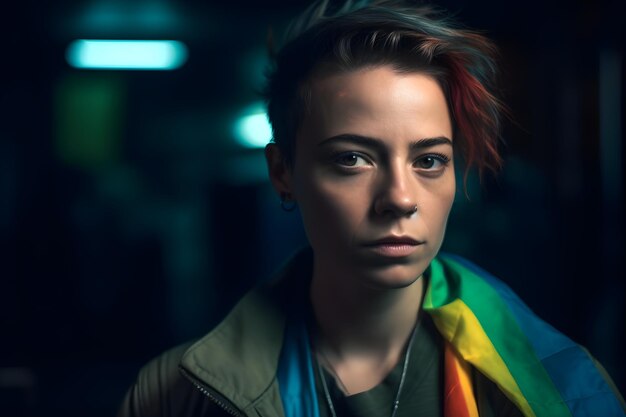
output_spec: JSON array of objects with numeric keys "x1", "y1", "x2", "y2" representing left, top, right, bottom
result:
[
  {"x1": 117, "y1": 278, "x2": 295, "y2": 417},
  {"x1": 117, "y1": 341, "x2": 230, "y2": 417}
]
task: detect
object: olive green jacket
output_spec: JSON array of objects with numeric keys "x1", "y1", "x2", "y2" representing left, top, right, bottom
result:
[
  {"x1": 118, "y1": 250, "x2": 308, "y2": 417},
  {"x1": 117, "y1": 250, "x2": 622, "y2": 417},
  {"x1": 118, "y1": 286, "x2": 287, "y2": 417}
]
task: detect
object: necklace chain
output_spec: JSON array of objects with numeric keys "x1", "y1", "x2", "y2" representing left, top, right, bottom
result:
[{"x1": 315, "y1": 322, "x2": 419, "y2": 417}]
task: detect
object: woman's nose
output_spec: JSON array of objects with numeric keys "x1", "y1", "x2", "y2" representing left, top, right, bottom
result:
[{"x1": 373, "y1": 167, "x2": 418, "y2": 218}]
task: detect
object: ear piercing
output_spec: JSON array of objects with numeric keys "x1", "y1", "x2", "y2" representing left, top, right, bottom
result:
[{"x1": 280, "y1": 192, "x2": 297, "y2": 212}]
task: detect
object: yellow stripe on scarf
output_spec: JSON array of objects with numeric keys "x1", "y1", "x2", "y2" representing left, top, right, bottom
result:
[{"x1": 430, "y1": 298, "x2": 536, "y2": 417}]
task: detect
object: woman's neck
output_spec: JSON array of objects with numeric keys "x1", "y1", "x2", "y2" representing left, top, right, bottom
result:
[{"x1": 309, "y1": 261, "x2": 425, "y2": 393}]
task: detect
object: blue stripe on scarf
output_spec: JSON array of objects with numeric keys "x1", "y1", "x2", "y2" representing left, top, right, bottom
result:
[
  {"x1": 443, "y1": 254, "x2": 624, "y2": 417},
  {"x1": 277, "y1": 317, "x2": 320, "y2": 417}
]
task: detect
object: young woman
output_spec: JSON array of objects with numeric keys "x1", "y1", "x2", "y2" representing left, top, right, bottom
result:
[{"x1": 119, "y1": 1, "x2": 624, "y2": 416}]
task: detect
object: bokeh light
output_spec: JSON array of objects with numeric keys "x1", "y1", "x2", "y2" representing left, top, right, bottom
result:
[{"x1": 66, "y1": 40, "x2": 188, "y2": 70}]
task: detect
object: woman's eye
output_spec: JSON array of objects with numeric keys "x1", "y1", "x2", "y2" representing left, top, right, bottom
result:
[
  {"x1": 334, "y1": 153, "x2": 368, "y2": 167},
  {"x1": 414, "y1": 154, "x2": 450, "y2": 170}
]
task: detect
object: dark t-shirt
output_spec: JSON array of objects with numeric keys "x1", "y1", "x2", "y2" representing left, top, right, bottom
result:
[{"x1": 314, "y1": 314, "x2": 444, "y2": 417}]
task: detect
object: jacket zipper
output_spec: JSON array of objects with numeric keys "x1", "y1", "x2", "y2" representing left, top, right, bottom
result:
[{"x1": 179, "y1": 367, "x2": 245, "y2": 417}]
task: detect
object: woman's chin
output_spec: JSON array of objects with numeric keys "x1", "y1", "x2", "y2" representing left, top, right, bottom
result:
[{"x1": 359, "y1": 263, "x2": 427, "y2": 290}]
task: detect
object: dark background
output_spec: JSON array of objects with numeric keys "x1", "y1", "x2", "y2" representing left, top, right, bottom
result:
[{"x1": 1, "y1": 0, "x2": 624, "y2": 415}]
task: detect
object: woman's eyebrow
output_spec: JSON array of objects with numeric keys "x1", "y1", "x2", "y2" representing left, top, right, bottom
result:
[
  {"x1": 318, "y1": 133, "x2": 453, "y2": 150},
  {"x1": 410, "y1": 136, "x2": 453, "y2": 149}
]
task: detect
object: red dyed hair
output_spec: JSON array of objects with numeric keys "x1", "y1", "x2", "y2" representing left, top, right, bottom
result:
[{"x1": 265, "y1": 0, "x2": 505, "y2": 185}]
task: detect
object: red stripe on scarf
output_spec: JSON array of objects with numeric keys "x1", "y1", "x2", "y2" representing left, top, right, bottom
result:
[{"x1": 444, "y1": 342, "x2": 479, "y2": 417}]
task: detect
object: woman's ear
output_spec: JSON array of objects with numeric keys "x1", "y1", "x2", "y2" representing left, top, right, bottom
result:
[{"x1": 265, "y1": 143, "x2": 293, "y2": 197}]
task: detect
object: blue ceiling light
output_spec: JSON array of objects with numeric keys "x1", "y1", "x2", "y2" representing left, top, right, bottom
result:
[
  {"x1": 66, "y1": 39, "x2": 188, "y2": 70},
  {"x1": 233, "y1": 106, "x2": 273, "y2": 149}
]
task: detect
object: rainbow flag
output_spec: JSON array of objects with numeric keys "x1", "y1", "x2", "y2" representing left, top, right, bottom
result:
[{"x1": 425, "y1": 254, "x2": 624, "y2": 417}]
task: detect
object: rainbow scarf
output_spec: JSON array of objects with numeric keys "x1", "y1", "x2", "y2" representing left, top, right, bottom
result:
[
  {"x1": 426, "y1": 255, "x2": 623, "y2": 417},
  {"x1": 277, "y1": 254, "x2": 624, "y2": 417}
]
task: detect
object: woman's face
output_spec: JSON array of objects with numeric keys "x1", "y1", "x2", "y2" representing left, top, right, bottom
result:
[{"x1": 270, "y1": 65, "x2": 455, "y2": 289}]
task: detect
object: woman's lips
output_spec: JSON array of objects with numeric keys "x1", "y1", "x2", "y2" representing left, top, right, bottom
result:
[{"x1": 362, "y1": 236, "x2": 425, "y2": 257}]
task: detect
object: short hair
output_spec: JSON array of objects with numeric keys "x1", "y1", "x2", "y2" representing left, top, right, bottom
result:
[{"x1": 264, "y1": 0, "x2": 505, "y2": 183}]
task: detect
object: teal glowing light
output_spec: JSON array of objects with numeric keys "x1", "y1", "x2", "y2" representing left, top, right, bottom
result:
[
  {"x1": 66, "y1": 40, "x2": 188, "y2": 70},
  {"x1": 234, "y1": 111, "x2": 272, "y2": 148}
]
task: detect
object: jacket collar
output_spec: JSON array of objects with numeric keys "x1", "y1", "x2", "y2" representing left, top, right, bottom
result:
[{"x1": 179, "y1": 248, "x2": 313, "y2": 416}]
